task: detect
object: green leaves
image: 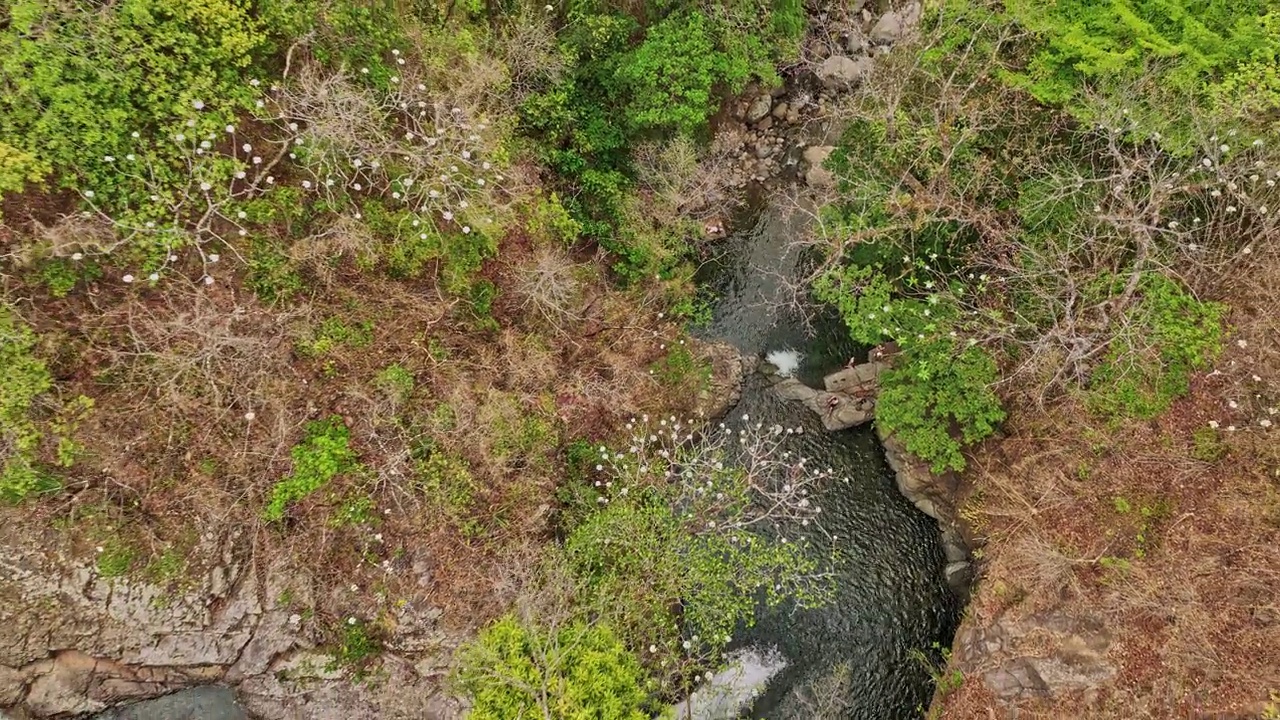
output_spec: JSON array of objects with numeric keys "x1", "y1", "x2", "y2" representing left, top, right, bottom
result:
[
  {"x1": 264, "y1": 415, "x2": 359, "y2": 521},
  {"x1": 456, "y1": 616, "x2": 650, "y2": 720},
  {"x1": 815, "y1": 264, "x2": 1004, "y2": 473},
  {"x1": 0, "y1": 307, "x2": 55, "y2": 502},
  {"x1": 1086, "y1": 274, "x2": 1227, "y2": 419}
]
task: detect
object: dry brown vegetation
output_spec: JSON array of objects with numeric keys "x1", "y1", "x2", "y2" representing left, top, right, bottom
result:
[
  {"x1": 938, "y1": 244, "x2": 1280, "y2": 718},
  {"x1": 0, "y1": 212, "x2": 719, "y2": 640}
]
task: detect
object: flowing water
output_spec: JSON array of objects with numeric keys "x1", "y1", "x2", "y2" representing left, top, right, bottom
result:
[{"x1": 694, "y1": 205, "x2": 961, "y2": 719}]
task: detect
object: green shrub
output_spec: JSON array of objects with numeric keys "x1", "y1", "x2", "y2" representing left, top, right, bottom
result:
[
  {"x1": 1005, "y1": 0, "x2": 1278, "y2": 145},
  {"x1": 373, "y1": 364, "x2": 415, "y2": 403},
  {"x1": 1086, "y1": 275, "x2": 1226, "y2": 420},
  {"x1": 564, "y1": 423, "x2": 830, "y2": 667},
  {"x1": 96, "y1": 540, "x2": 136, "y2": 577},
  {"x1": 0, "y1": 0, "x2": 264, "y2": 214},
  {"x1": 414, "y1": 449, "x2": 478, "y2": 523},
  {"x1": 1, "y1": 307, "x2": 55, "y2": 503},
  {"x1": 297, "y1": 317, "x2": 375, "y2": 358},
  {"x1": 328, "y1": 617, "x2": 383, "y2": 679},
  {"x1": 813, "y1": 265, "x2": 1005, "y2": 472},
  {"x1": 1190, "y1": 426, "x2": 1227, "y2": 463},
  {"x1": 265, "y1": 416, "x2": 359, "y2": 521},
  {"x1": 246, "y1": 240, "x2": 306, "y2": 304},
  {"x1": 455, "y1": 615, "x2": 650, "y2": 720},
  {"x1": 36, "y1": 258, "x2": 104, "y2": 298}
]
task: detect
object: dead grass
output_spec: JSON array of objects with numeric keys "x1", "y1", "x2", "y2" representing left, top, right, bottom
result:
[
  {"x1": 0, "y1": 214, "x2": 719, "y2": 645},
  {"x1": 938, "y1": 249, "x2": 1280, "y2": 718}
]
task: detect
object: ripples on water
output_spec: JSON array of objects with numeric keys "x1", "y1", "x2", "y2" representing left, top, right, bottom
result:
[{"x1": 696, "y1": 208, "x2": 961, "y2": 719}]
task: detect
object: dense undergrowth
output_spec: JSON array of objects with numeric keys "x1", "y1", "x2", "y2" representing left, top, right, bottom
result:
[
  {"x1": 1, "y1": 0, "x2": 1278, "y2": 715},
  {"x1": 812, "y1": 0, "x2": 1278, "y2": 472}
]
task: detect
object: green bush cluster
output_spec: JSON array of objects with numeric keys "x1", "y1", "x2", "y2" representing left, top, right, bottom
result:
[
  {"x1": 813, "y1": 264, "x2": 1005, "y2": 473},
  {"x1": 265, "y1": 415, "x2": 359, "y2": 521},
  {"x1": 1086, "y1": 274, "x2": 1226, "y2": 420},
  {"x1": 1006, "y1": 0, "x2": 1280, "y2": 145},
  {"x1": 0, "y1": 307, "x2": 56, "y2": 502},
  {"x1": 0, "y1": 0, "x2": 263, "y2": 213},
  {"x1": 455, "y1": 615, "x2": 651, "y2": 720},
  {"x1": 519, "y1": 0, "x2": 800, "y2": 279}
]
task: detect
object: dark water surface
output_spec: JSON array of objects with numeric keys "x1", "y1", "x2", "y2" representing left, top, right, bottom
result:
[{"x1": 696, "y1": 207, "x2": 960, "y2": 719}]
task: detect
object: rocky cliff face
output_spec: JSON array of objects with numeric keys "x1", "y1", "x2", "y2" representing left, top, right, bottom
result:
[{"x1": 0, "y1": 526, "x2": 461, "y2": 720}]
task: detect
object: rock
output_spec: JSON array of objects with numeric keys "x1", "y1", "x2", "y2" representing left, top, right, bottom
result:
[
  {"x1": 93, "y1": 687, "x2": 248, "y2": 720},
  {"x1": 984, "y1": 659, "x2": 1050, "y2": 699},
  {"x1": 745, "y1": 95, "x2": 773, "y2": 124},
  {"x1": 770, "y1": 102, "x2": 789, "y2": 120},
  {"x1": 802, "y1": 145, "x2": 835, "y2": 167},
  {"x1": 756, "y1": 116, "x2": 774, "y2": 132},
  {"x1": 903, "y1": 1, "x2": 922, "y2": 27},
  {"x1": 24, "y1": 659, "x2": 103, "y2": 717},
  {"x1": 0, "y1": 664, "x2": 25, "y2": 706},
  {"x1": 824, "y1": 362, "x2": 884, "y2": 395},
  {"x1": 870, "y1": 11, "x2": 903, "y2": 44},
  {"x1": 816, "y1": 55, "x2": 871, "y2": 91},
  {"x1": 955, "y1": 611, "x2": 1118, "y2": 702},
  {"x1": 944, "y1": 561, "x2": 973, "y2": 590},
  {"x1": 802, "y1": 145, "x2": 838, "y2": 188},
  {"x1": 843, "y1": 32, "x2": 866, "y2": 55}
]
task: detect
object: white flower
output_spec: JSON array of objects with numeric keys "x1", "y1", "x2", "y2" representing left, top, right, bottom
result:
[
  {"x1": 360, "y1": 67, "x2": 369, "y2": 74},
  {"x1": 462, "y1": 226, "x2": 471, "y2": 234},
  {"x1": 199, "y1": 182, "x2": 211, "y2": 191},
  {"x1": 148, "y1": 273, "x2": 159, "y2": 282},
  {"x1": 209, "y1": 254, "x2": 220, "y2": 263},
  {"x1": 71, "y1": 252, "x2": 83, "y2": 260},
  {"x1": 203, "y1": 275, "x2": 214, "y2": 285},
  {"x1": 175, "y1": 133, "x2": 185, "y2": 141},
  {"x1": 1237, "y1": 339, "x2": 1249, "y2": 348},
  {"x1": 249, "y1": 78, "x2": 261, "y2": 87},
  {"x1": 83, "y1": 190, "x2": 95, "y2": 198},
  {"x1": 1228, "y1": 400, "x2": 1238, "y2": 409},
  {"x1": 252, "y1": 156, "x2": 262, "y2": 165},
  {"x1": 1208, "y1": 420, "x2": 1219, "y2": 429},
  {"x1": 122, "y1": 274, "x2": 134, "y2": 283},
  {"x1": 1260, "y1": 419, "x2": 1273, "y2": 429}
]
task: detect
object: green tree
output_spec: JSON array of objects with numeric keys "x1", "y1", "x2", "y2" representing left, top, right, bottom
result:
[{"x1": 456, "y1": 615, "x2": 651, "y2": 720}]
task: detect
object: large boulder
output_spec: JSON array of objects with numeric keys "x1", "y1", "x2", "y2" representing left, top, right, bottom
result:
[
  {"x1": 816, "y1": 55, "x2": 871, "y2": 91},
  {"x1": 802, "y1": 145, "x2": 838, "y2": 188},
  {"x1": 744, "y1": 94, "x2": 773, "y2": 124},
  {"x1": 870, "y1": 11, "x2": 904, "y2": 45}
]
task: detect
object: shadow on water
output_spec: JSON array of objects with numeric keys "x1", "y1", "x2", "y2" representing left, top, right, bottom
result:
[{"x1": 692, "y1": 205, "x2": 961, "y2": 719}]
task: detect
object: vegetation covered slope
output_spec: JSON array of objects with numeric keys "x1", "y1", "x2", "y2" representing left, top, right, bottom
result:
[
  {"x1": 2, "y1": 0, "x2": 1278, "y2": 716},
  {"x1": 801, "y1": 1, "x2": 1279, "y2": 716}
]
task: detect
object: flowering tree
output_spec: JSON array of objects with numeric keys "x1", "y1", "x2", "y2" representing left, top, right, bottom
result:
[{"x1": 564, "y1": 414, "x2": 835, "y2": 694}]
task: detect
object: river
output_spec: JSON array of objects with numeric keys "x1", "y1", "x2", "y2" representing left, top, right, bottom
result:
[{"x1": 694, "y1": 203, "x2": 961, "y2": 719}]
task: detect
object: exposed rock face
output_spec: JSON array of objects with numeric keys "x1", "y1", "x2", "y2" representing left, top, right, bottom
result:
[
  {"x1": 93, "y1": 687, "x2": 247, "y2": 720},
  {"x1": 696, "y1": 341, "x2": 750, "y2": 421},
  {"x1": 0, "y1": 530, "x2": 462, "y2": 720},
  {"x1": 870, "y1": 11, "x2": 904, "y2": 45},
  {"x1": 951, "y1": 610, "x2": 1117, "y2": 702},
  {"x1": 879, "y1": 430, "x2": 972, "y2": 595}
]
